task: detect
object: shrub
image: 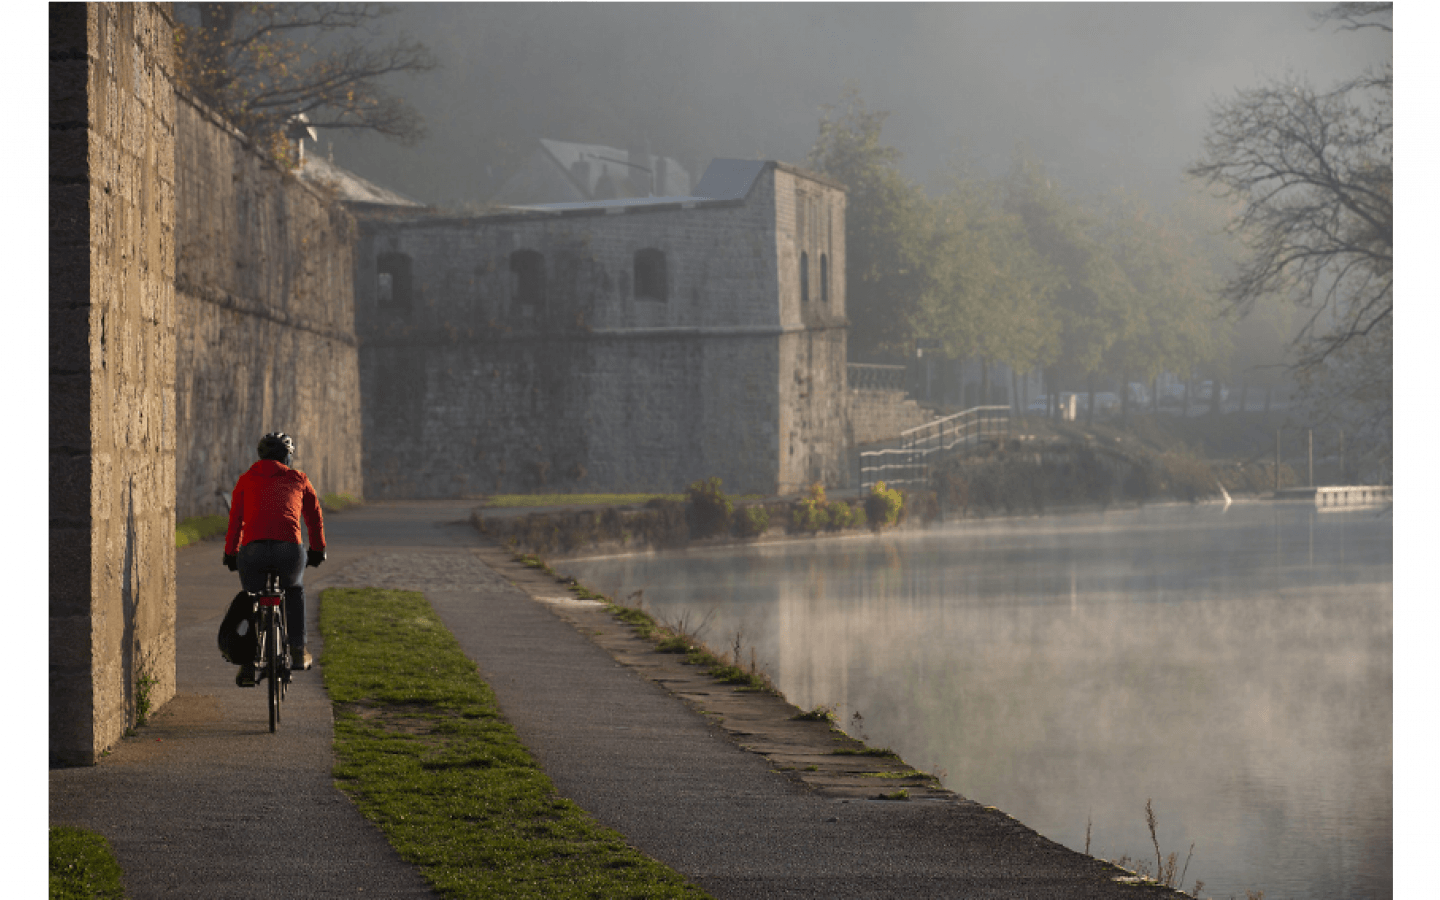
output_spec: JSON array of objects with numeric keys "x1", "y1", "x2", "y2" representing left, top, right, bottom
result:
[
  {"x1": 865, "y1": 481, "x2": 904, "y2": 530},
  {"x1": 685, "y1": 476, "x2": 733, "y2": 538},
  {"x1": 825, "y1": 499, "x2": 855, "y2": 531},
  {"x1": 639, "y1": 498, "x2": 689, "y2": 548},
  {"x1": 734, "y1": 504, "x2": 771, "y2": 538},
  {"x1": 850, "y1": 502, "x2": 868, "y2": 529},
  {"x1": 790, "y1": 482, "x2": 830, "y2": 533},
  {"x1": 905, "y1": 490, "x2": 940, "y2": 524}
]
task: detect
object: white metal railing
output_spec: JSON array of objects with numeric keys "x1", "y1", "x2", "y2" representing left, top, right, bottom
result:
[{"x1": 859, "y1": 405, "x2": 1010, "y2": 492}]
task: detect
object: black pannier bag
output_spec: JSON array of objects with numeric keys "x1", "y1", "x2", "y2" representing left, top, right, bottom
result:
[{"x1": 218, "y1": 591, "x2": 257, "y2": 664}]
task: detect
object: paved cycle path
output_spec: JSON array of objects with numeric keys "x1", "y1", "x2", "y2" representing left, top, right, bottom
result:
[{"x1": 52, "y1": 501, "x2": 1176, "y2": 899}]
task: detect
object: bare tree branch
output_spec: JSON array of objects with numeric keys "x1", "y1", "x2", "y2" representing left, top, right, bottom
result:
[
  {"x1": 174, "y1": 3, "x2": 438, "y2": 155},
  {"x1": 1187, "y1": 69, "x2": 1390, "y2": 370}
]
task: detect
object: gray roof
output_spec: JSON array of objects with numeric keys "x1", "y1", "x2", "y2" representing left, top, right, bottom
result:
[
  {"x1": 497, "y1": 158, "x2": 766, "y2": 214},
  {"x1": 295, "y1": 153, "x2": 425, "y2": 207},
  {"x1": 691, "y1": 159, "x2": 768, "y2": 201}
]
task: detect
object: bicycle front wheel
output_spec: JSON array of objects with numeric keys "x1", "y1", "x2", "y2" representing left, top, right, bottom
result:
[{"x1": 267, "y1": 614, "x2": 282, "y2": 732}]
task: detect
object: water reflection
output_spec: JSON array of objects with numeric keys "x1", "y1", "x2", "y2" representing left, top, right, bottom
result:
[{"x1": 561, "y1": 502, "x2": 1392, "y2": 900}]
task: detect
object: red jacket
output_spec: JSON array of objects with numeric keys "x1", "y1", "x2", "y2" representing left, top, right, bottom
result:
[{"x1": 224, "y1": 460, "x2": 326, "y2": 555}]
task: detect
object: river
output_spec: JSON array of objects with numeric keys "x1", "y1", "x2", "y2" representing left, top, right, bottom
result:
[{"x1": 558, "y1": 500, "x2": 1392, "y2": 900}]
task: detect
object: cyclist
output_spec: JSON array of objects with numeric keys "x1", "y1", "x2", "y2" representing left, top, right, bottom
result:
[{"x1": 223, "y1": 432, "x2": 326, "y2": 687}]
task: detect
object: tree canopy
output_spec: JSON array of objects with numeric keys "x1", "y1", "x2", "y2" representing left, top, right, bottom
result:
[
  {"x1": 174, "y1": 3, "x2": 438, "y2": 160},
  {"x1": 806, "y1": 89, "x2": 1274, "y2": 421},
  {"x1": 1187, "y1": 3, "x2": 1391, "y2": 371},
  {"x1": 806, "y1": 88, "x2": 933, "y2": 363}
]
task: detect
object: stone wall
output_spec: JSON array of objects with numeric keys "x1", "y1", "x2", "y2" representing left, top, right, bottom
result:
[
  {"x1": 848, "y1": 388, "x2": 935, "y2": 447},
  {"x1": 173, "y1": 96, "x2": 363, "y2": 520},
  {"x1": 773, "y1": 166, "x2": 848, "y2": 491},
  {"x1": 355, "y1": 162, "x2": 848, "y2": 498},
  {"x1": 50, "y1": 2, "x2": 178, "y2": 765}
]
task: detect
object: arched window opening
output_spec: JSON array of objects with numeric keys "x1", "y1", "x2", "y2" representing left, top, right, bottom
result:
[
  {"x1": 634, "y1": 248, "x2": 668, "y2": 302},
  {"x1": 510, "y1": 250, "x2": 545, "y2": 316},
  {"x1": 800, "y1": 251, "x2": 810, "y2": 305},
  {"x1": 377, "y1": 252, "x2": 412, "y2": 309}
]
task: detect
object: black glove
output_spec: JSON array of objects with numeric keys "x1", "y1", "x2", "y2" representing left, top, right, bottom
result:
[
  {"x1": 223, "y1": 553, "x2": 238, "y2": 571},
  {"x1": 306, "y1": 548, "x2": 326, "y2": 568}
]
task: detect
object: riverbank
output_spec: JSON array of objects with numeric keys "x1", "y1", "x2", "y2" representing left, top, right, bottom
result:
[{"x1": 52, "y1": 501, "x2": 1190, "y2": 899}]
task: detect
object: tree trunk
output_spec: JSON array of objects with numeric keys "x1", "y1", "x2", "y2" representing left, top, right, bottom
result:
[
  {"x1": 1263, "y1": 386, "x2": 1272, "y2": 423},
  {"x1": 1209, "y1": 376, "x2": 1222, "y2": 416},
  {"x1": 1152, "y1": 375, "x2": 1160, "y2": 415},
  {"x1": 1085, "y1": 372, "x2": 1096, "y2": 427},
  {"x1": 1120, "y1": 371, "x2": 1131, "y2": 423},
  {"x1": 1238, "y1": 380, "x2": 1249, "y2": 413},
  {"x1": 980, "y1": 358, "x2": 991, "y2": 407}
]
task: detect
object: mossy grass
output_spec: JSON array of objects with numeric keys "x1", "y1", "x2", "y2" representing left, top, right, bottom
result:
[
  {"x1": 322, "y1": 492, "x2": 360, "y2": 512},
  {"x1": 791, "y1": 705, "x2": 838, "y2": 724},
  {"x1": 320, "y1": 587, "x2": 713, "y2": 899},
  {"x1": 49, "y1": 826, "x2": 126, "y2": 900},
  {"x1": 560, "y1": 571, "x2": 775, "y2": 694},
  {"x1": 831, "y1": 747, "x2": 901, "y2": 759},
  {"x1": 483, "y1": 493, "x2": 684, "y2": 509},
  {"x1": 174, "y1": 513, "x2": 228, "y2": 549}
]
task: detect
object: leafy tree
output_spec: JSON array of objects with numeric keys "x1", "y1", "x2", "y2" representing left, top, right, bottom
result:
[
  {"x1": 174, "y1": 3, "x2": 438, "y2": 162},
  {"x1": 916, "y1": 171, "x2": 1060, "y2": 403},
  {"x1": 1094, "y1": 193, "x2": 1227, "y2": 420},
  {"x1": 1003, "y1": 150, "x2": 1137, "y2": 421},
  {"x1": 806, "y1": 88, "x2": 933, "y2": 362},
  {"x1": 1187, "y1": 3, "x2": 1391, "y2": 371}
]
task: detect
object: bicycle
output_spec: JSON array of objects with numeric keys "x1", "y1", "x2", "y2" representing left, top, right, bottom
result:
[{"x1": 250, "y1": 572, "x2": 292, "y2": 732}]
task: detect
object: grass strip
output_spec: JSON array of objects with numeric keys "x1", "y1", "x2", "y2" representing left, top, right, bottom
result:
[
  {"x1": 49, "y1": 826, "x2": 126, "y2": 900},
  {"x1": 322, "y1": 492, "x2": 360, "y2": 512},
  {"x1": 174, "y1": 514, "x2": 228, "y2": 550},
  {"x1": 482, "y1": 493, "x2": 683, "y2": 509},
  {"x1": 320, "y1": 587, "x2": 713, "y2": 900}
]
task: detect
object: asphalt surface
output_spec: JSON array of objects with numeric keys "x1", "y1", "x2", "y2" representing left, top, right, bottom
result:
[{"x1": 51, "y1": 500, "x2": 1178, "y2": 899}]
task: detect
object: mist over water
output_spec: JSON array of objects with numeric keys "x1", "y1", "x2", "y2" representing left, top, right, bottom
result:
[{"x1": 561, "y1": 502, "x2": 1393, "y2": 900}]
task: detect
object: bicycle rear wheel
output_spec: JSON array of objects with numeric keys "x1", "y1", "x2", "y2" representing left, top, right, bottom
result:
[{"x1": 267, "y1": 613, "x2": 282, "y2": 732}]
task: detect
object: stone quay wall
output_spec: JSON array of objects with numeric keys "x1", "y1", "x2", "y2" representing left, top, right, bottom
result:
[
  {"x1": 354, "y1": 162, "x2": 848, "y2": 498},
  {"x1": 50, "y1": 2, "x2": 179, "y2": 765},
  {"x1": 849, "y1": 388, "x2": 936, "y2": 447},
  {"x1": 172, "y1": 96, "x2": 363, "y2": 520}
]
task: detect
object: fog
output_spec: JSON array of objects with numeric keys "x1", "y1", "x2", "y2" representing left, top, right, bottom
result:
[
  {"x1": 326, "y1": 3, "x2": 1390, "y2": 211},
  {"x1": 561, "y1": 503, "x2": 1393, "y2": 899}
]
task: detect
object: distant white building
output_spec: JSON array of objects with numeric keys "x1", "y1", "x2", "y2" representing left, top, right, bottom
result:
[{"x1": 490, "y1": 138, "x2": 691, "y2": 206}]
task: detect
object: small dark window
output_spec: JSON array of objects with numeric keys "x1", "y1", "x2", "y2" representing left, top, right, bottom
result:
[
  {"x1": 377, "y1": 252, "x2": 412, "y2": 308},
  {"x1": 800, "y1": 251, "x2": 810, "y2": 304},
  {"x1": 634, "y1": 248, "x2": 667, "y2": 302},
  {"x1": 510, "y1": 250, "x2": 545, "y2": 314},
  {"x1": 820, "y1": 254, "x2": 829, "y2": 306}
]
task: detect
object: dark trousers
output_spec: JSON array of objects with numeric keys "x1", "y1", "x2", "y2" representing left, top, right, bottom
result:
[{"x1": 237, "y1": 540, "x2": 307, "y2": 648}]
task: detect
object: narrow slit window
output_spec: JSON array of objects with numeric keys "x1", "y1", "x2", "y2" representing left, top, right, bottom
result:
[
  {"x1": 800, "y1": 251, "x2": 810, "y2": 305},
  {"x1": 820, "y1": 254, "x2": 829, "y2": 306},
  {"x1": 634, "y1": 248, "x2": 667, "y2": 302},
  {"x1": 376, "y1": 252, "x2": 412, "y2": 308},
  {"x1": 510, "y1": 249, "x2": 545, "y2": 316}
]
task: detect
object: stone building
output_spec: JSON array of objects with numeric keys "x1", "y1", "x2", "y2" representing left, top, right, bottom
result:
[{"x1": 354, "y1": 158, "x2": 848, "y2": 498}]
